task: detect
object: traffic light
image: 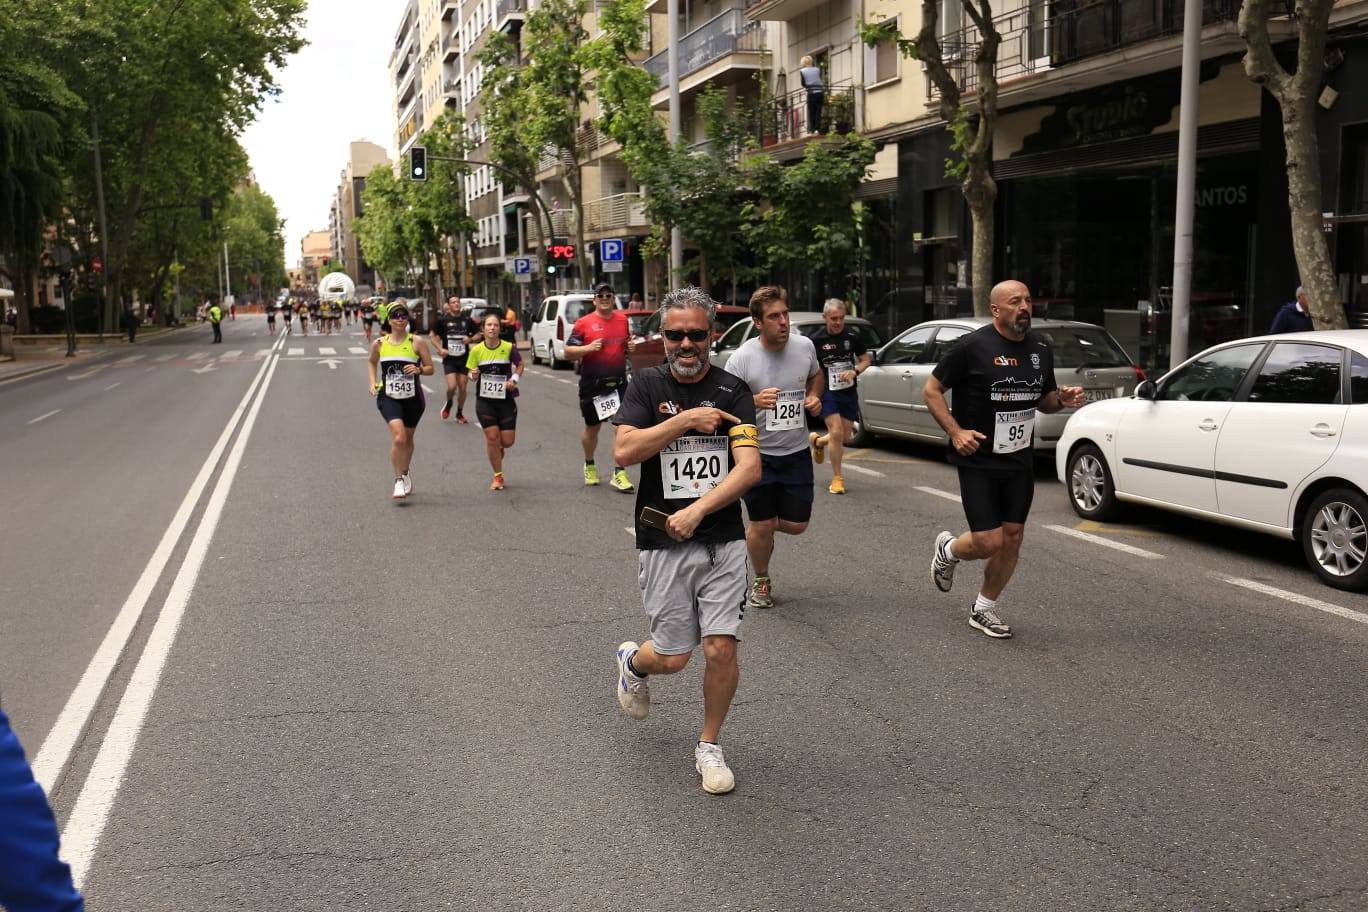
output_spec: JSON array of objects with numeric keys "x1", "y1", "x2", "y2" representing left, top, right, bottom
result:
[{"x1": 409, "y1": 146, "x2": 427, "y2": 182}]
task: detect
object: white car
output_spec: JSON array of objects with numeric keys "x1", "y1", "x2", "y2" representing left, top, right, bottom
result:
[
  {"x1": 1057, "y1": 331, "x2": 1368, "y2": 591},
  {"x1": 530, "y1": 292, "x2": 618, "y2": 369}
]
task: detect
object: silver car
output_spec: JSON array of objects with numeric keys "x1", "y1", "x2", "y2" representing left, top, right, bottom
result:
[{"x1": 856, "y1": 317, "x2": 1144, "y2": 450}]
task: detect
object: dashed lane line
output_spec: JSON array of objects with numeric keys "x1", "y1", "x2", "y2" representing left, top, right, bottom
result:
[
  {"x1": 349, "y1": 346, "x2": 368, "y2": 354},
  {"x1": 113, "y1": 355, "x2": 145, "y2": 365},
  {"x1": 220, "y1": 349, "x2": 243, "y2": 359},
  {"x1": 27, "y1": 409, "x2": 61, "y2": 425},
  {"x1": 1043, "y1": 524, "x2": 1165, "y2": 560},
  {"x1": 318, "y1": 346, "x2": 336, "y2": 355},
  {"x1": 153, "y1": 354, "x2": 176, "y2": 362},
  {"x1": 915, "y1": 485, "x2": 962, "y2": 504},
  {"x1": 287, "y1": 347, "x2": 304, "y2": 356},
  {"x1": 1223, "y1": 577, "x2": 1368, "y2": 627},
  {"x1": 185, "y1": 352, "x2": 208, "y2": 361},
  {"x1": 103, "y1": 383, "x2": 120, "y2": 391},
  {"x1": 843, "y1": 464, "x2": 884, "y2": 477}
]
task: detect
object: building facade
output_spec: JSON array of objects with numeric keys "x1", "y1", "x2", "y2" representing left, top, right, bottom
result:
[{"x1": 329, "y1": 141, "x2": 391, "y2": 294}]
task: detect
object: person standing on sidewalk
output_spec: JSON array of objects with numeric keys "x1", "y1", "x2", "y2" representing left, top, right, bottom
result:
[
  {"x1": 725, "y1": 285, "x2": 823, "y2": 610},
  {"x1": 0, "y1": 705, "x2": 85, "y2": 912},
  {"x1": 1268, "y1": 286, "x2": 1315, "y2": 334},
  {"x1": 611, "y1": 285, "x2": 761, "y2": 794},
  {"x1": 208, "y1": 300, "x2": 223, "y2": 343},
  {"x1": 808, "y1": 298, "x2": 871, "y2": 494},
  {"x1": 564, "y1": 282, "x2": 636, "y2": 492}
]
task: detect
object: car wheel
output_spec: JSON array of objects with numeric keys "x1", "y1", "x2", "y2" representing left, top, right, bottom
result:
[
  {"x1": 1066, "y1": 443, "x2": 1119, "y2": 521},
  {"x1": 1301, "y1": 487, "x2": 1368, "y2": 592},
  {"x1": 548, "y1": 344, "x2": 564, "y2": 370}
]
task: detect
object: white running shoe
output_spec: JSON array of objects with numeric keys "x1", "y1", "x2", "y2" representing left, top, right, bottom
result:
[
  {"x1": 931, "y1": 531, "x2": 958, "y2": 593},
  {"x1": 695, "y1": 741, "x2": 735, "y2": 795},
  {"x1": 401, "y1": 472, "x2": 413, "y2": 496},
  {"x1": 615, "y1": 641, "x2": 649, "y2": 720},
  {"x1": 392, "y1": 478, "x2": 406, "y2": 500}
]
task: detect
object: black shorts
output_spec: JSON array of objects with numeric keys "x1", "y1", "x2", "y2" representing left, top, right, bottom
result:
[
  {"x1": 377, "y1": 394, "x2": 425, "y2": 428},
  {"x1": 267, "y1": 314, "x2": 276, "y2": 323},
  {"x1": 578, "y1": 377, "x2": 628, "y2": 427},
  {"x1": 743, "y1": 450, "x2": 815, "y2": 524},
  {"x1": 476, "y1": 397, "x2": 517, "y2": 431},
  {"x1": 958, "y1": 466, "x2": 1035, "y2": 532},
  {"x1": 443, "y1": 356, "x2": 469, "y2": 375},
  {"x1": 363, "y1": 317, "x2": 375, "y2": 326}
]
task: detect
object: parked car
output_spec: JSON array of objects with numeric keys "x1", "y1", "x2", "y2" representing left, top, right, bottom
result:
[
  {"x1": 707, "y1": 311, "x2": 884, "y2": 372},
  {"x1": 459, "y1": 298, "x2": 499, "y2": 326},
  {"x1": 530, "y1": 292, "x2": 621, "y2": 369},
  {"x1": 629, "y1": 304, "x2": 750, "y2": 376},
  {"x1": 1057, "y1": 331, "x2": 1368, "y2": 591},
  {"x1": 855, "y1": 317, "x2": 1143, "y2": 450}
]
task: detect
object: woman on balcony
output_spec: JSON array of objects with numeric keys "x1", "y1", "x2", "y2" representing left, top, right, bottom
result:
[{"x1": 799, "y1": 55, "x2": 824, "y2": 135}]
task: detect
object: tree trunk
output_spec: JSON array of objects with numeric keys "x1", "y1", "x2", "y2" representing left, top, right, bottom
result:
[
  {"x1": 963, "y1": 163, "x2": 997, "y2": 317},
  {"x1": 1239, "y1": 0, "x2": 1344, "y2": 329}
]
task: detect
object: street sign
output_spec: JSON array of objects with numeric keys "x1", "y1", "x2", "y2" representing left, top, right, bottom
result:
[
  {"x1": 512, "y1": 257, "x2": 532, "y2": 284},
  {"x1": 600, "y1": 239, "x2": 624, "y2": 273}
]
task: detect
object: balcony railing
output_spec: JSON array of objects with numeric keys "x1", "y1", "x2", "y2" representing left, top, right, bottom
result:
[
  {"x1": 497, "y1": 0, "x2": 526, "y2": 24},
  {"x1": 584, "y1": 193, "x2": 649, "y2": 233},
  {"x1": 756, "y1": 85, "x2": 858, "y2": 145},
  {"x1": 642, "y1": 9, "x2": 764, "y2": 88},
  {"x1": 537, "y1": 144, "x2": 575, "y2": 174},
  {"x1": 932, "y1": 0, "x2": 1285, "y2": 97}
]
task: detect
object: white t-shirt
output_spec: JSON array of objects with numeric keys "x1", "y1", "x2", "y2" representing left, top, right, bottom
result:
[{"x1": 726, "y1": 334, "x2": 821, "y2": 456}]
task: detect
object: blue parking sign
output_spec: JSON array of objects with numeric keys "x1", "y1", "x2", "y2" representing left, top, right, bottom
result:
[{"x1": 600, "y1": 239, "x2": 624, "y2": 263}]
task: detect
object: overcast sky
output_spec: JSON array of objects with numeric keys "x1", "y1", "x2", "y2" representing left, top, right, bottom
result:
[{"x1": 240, "y1": 0, "x2": 401, "y2": 268}]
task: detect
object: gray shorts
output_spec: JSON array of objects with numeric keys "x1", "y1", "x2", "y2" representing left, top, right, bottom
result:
[{"x1": 637, "y1": 539, "x2": 748, "y2": 655}]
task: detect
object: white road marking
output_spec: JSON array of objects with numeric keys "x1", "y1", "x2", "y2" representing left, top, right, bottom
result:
[
  {"x1": 915, "y1": 485, "x2": 962, "y2": 504},
  {"x1": 154, "y1": 354, "x2": 176, "y2": 362},
  {"x1": 625, "y1": 527, "x2": 635, "y2": 537},
  {"x1": 220, "y1": 349, "x2": 243, "y2": 359},
  {"x1": 185, "y1": 352, "x2": 208, "y2": 361},
  {"x1": 33, "y1": 334, "x2": 285, "y2": 795},
  {"x1": 67, "y1": 370, "x2": 101, "y2": 381},
  {"x1": 349, "y1": 346, "x2": 367, "y2": 354},
  {"x1": 103, "y1": 383, "x2": 120, "y2": 391},
  {"x1": 256, "y1": 349, "x2": 271, "y2": 357},
  {"x1": 422, "y1": 383, "x2": 433, "y2": 394},
  {"x1": 1044, "y1": 524, "x2": 1165, "y2": 560},
  {"x1": 1223, "y1": 577, "x2": 1368, "y2": 627},
  {"x1": 27, "y1": 409, "x2": 61, "y2": 425},
  {"x1": 287, "y1": 347, "x2": 304, "y2": 356},
  {"x1": 843, "y1": 464, "x2": 884, "y2": 477},
  {"x1": 60, "y1": 338, "x2": 284, "y2": 886},
  {"x1": 114, "y1": 355, "x2": 144, "y2": 364},
  {"x1": 318, "y1": 346, "x2": 336, "y2": 355}
]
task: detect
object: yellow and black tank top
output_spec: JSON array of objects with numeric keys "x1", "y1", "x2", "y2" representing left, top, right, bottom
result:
[{"x1": 378, "y1": 333, "x2": 421, "y2": 401}]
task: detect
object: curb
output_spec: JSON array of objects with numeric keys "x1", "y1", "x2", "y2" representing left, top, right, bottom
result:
[
  {"x1": 0, "y1": 325, "x2": 195, "y2": 386},
  {"x1": 0, "y1": 360, "x2": 76, "y2": 386}
]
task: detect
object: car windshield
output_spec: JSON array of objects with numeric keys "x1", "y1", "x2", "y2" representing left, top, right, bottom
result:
[
  {"x1": 1035, "y1": 327, "x2": 1132, "y2": 369},
  {"x1": 796, "y1": 321, "x2": 884, "y2": 351},
  {"x1": 563, "y1": 299, "x2": 594, "y2": 322}
]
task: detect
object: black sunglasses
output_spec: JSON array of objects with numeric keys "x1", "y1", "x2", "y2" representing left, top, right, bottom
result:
[
  {"x1": 663, "y1": 329, "x2": 710, "y2": 343},
  {"x1": 390, "y1": 313, "x2": 410, "y2": 320}
]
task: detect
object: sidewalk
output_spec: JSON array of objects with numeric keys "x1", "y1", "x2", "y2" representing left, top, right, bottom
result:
[{"x1": 0, "y1": 326, "x2": 193, "y2": 385}]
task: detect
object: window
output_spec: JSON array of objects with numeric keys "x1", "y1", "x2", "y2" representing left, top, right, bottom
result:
[
  {"x1": 715, "y1": 319, "x2": 751, "y2": 352},
  {"x1": 864, "y1": 16, "x2": 899, "y2": 85},
  {"x1": 1247, "y1": 343, "x2": 1343, "y2": 405},
  {"x1": 1352, "y1": 352, "x2": 1368, "y2": 404},
  {"x1": 927, "y1": 326, "x2": 969, "y2": 362},
  {"x1": 938, "y1": 0, "x2": 964, "y2": 56},
  {"x1": 1035, "y1": 327, "x2": 1133, "y2": 369},
  {"x1": 881, "y1": 326, "x2": 935, "y2": 365},
  {"x1": 1158, "y1": 343, "x2": 1263, "y2": 402}
]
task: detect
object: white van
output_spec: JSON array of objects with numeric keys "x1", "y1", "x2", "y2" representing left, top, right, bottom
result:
[{"x1": 530, "y1": 292, "x2": 620, "y2": 369}]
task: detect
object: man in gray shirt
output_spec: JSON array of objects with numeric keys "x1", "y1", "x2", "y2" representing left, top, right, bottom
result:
[{"x1": 726, "y1": 285, "x2": 823, "y2": 609}]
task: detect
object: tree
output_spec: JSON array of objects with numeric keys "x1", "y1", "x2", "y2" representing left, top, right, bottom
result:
[
  {"x1": 477, "y1": 31, "x2": 547, "y2": 258},
  {"x1": 863, "y1": 4, "x2": 1001, "y2": 315},
  {"x1": 1239, "y1": 0, "x2": 1346, "y2": 329},
  {"x1": 62, "y1": 0, "x2": 305, "y2": 331},
  {"x1": 223, "y1": 182, "x2": 287, "y2": 304},
  {"x1": 743, "y1": 133, "x2": 876, "y2": 299},
  {"x1": 355, "y1": 167, "x2": 414, "y2": 294}
]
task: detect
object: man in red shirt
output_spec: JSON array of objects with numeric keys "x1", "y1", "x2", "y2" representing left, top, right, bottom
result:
[{"x1": 564, "y1": 283, "x2": 636, "y2": 491}]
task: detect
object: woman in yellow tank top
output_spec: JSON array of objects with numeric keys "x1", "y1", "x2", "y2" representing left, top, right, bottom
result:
[{"x1": 367, "y1": 301, "x2": 435, "y2": 500}]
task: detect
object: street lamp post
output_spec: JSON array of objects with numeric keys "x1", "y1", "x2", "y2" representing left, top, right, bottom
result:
[{"x1": 51, "y1": 240, "x2": 77, "y2": 357}]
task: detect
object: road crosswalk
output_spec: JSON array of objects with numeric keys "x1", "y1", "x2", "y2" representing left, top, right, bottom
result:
[{"x1": 63, "y1": 342, "x2": 377, "y2": 382}]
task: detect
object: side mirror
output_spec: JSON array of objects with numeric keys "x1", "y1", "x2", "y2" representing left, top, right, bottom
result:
[
  {"x1": 870, "y1": 349, "x2": 883, "y2": 366},
  {"x1": 1135, "y1": 380, "x2": 1157, "y2": 400}
]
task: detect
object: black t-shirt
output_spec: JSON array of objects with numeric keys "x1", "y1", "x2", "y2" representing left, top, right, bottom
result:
[
  {"x1": 809, "y1": 326, "x2": 867, "y2": 391},
  {"x1": 613, "y1": 364, "x2": 758, "y2": 550},
  {"x1": 931, "y1": 324, "x2": 1057, "y2": 471},
  {"x1": 432, "y1": 315, "x2": 477, "y2": 358}
]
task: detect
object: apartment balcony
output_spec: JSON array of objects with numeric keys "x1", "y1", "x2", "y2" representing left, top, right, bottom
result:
[
  {"x1": 577, "y1": 122, "x2": 617, "y2": 160},
  {"x1": 643, "y1": 9, "x2": 768, "y2": 107},
  {"x1": 756, "y1": 85, "x2": 860, "y2": 151},
  {"x1": 536, "y1": 144, "x2": 575, "y2": 178},
  {"x1": 443, "y1": 29, "x2": 460, "y2": 61},
  {"x1": 496, "y1": 0, "x2": 526, "y2": 32},
  {"x1": 933, "y1": 0, "x2": 1292, "y2": 108},
  {"x1": 442, "y1": 0, "x2": 459, "y2": 19},
  {"x1": 584, "y1": 193, "x2": 650, "y2": 236},
  {"x1": 744, "y1": 0, "x2": 832, "y2": 23},
  {"x1": 444, "y1": 75, "x2": 461, "y2": 97}
]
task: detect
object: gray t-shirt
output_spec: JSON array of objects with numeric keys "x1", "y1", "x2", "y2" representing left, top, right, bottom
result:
[{"x1": 726, "y1": 334, "x2": 821, "y2": 456}]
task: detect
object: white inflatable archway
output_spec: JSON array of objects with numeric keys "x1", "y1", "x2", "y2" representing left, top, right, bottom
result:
[{"x1": 318, "y1": 272, "x2": 356, "y2": 302}]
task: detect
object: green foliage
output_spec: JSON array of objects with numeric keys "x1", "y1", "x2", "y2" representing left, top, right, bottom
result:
[
  {"x1": 223, "y1": 182, "x2": 287, "y2": 297},
  {"x1": 741, "y1": 134, "x2": 876, "y2": 284}
]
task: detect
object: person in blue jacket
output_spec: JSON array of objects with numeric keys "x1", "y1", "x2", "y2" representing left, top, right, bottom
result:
[
  {"x1": 0, "y1": 707, "x2": 84, "y2": 912},
  {"x1": 1268, "y1": 286, "x2": 1315, "y2": 334}
]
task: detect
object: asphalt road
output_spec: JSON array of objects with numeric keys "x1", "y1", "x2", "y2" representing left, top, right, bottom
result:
[{"x1": 5, "y1": 314, "x2": 1367, "y2": 911}]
